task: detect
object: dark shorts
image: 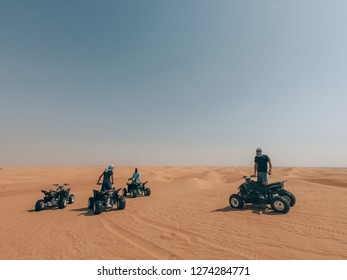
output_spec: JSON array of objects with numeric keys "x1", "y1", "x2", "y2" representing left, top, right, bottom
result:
[{"x1": 257, "y1": 172, "x2": 268, "y2": 183}]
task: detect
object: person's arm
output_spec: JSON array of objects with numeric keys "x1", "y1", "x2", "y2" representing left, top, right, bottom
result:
[
  {"x1": 128, "y1": 173, "x2": 134, "y2": 180},
  {"x1": 111, "y1": 174, "x2": 114, "y2": 184},
  {"x1": 268, "y1": 160, "x2": 272, "y2": 175},
  {"x1": 97, "y1": 173, "x2": 103, "y2": 184},
  {"x1": 254, "y1": 163, "x2": 258, "y2": 176}
]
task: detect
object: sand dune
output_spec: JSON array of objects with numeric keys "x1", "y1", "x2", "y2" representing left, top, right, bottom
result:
[{"x1": 0, "y1": 166, "x2": 346, "y2": 260}]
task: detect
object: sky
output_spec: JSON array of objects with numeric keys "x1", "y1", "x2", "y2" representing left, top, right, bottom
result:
[{"x1": 0, "y1": 0, "x2": 346, "y2": 167}]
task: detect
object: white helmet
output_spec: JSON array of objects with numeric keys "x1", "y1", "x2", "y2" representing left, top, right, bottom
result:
[
  {"x1": 105, "y1": 164, "x2": 115, "y2": 172},
  {"x1": 256, "y1": 147, "x2": 263, "y2": 157}
]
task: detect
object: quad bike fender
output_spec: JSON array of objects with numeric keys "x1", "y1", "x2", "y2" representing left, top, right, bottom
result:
[{"x1": 268, "y1": 185, "x2": 284, "y2": 193}]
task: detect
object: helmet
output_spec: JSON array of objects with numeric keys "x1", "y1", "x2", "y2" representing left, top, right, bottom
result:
[
  {"x1": 105, "y1": 164, "x2": 114, "y2": 172},
  {"x1": 256, "y1": 147, "x2": 263, "y2": 157}
]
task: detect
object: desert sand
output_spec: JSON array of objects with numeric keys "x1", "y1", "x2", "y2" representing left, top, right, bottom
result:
[{"x1": 0, "y1": 166, "x2": 346, "y2": 260}]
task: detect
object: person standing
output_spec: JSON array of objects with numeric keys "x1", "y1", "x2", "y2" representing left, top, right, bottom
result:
[
  {"x1": 97, "y1": 164, "x2": 114, "y2": 192},
  {"x1": 253, "y1": 148, "x2": 272, "y2": 185}
]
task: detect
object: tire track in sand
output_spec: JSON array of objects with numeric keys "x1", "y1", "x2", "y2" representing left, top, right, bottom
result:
[
  {"x1": 123, "y1": 213, "x2": 265, "y2": 259},
  {"x1": 272, "y1": 217, "x2": 347, "y2": 239},
  {"x1": 97, "y1": 214, "x2": 182, "y2": 259},
  {"x1": 2, "y1": 210, "x2": 61, "y2": 259}
]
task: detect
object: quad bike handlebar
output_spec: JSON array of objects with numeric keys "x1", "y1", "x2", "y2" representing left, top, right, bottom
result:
[
  {"x1": 100, "y1": 187, "x2": 124, "y2": 196},
  {"x1": 52, "y1": 183, "x2": 69, "y2": 187},
  {"x1": 242, "y1": 175, "x2": 256, "y2": 181},
  {"x1": 101, "y1": 189, "x2": 115, "y2": 195}
]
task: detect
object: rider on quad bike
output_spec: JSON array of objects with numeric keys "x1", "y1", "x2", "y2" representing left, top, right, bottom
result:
[
  {"x1": 128, "y1": 168, "x2": 142, "y2": 194},
  {"x1": 228, "y1": 148, "x2": 296, "y2": 213},
  {"x1": 97, "y1": 164, "x2": 114, "y2": 207}
]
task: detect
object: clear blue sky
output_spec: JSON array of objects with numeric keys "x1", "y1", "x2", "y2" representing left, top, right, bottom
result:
[{"x1": 0, "y1": 0, "x2": 346, "y2": 167}]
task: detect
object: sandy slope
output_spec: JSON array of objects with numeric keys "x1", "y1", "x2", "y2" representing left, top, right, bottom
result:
[{"x1": 0, "y1": 166, "x2": 346, "y2": 260}]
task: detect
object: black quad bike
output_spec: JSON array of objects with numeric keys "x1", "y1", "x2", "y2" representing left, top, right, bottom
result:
[
  {"x1": 88, "y1": 187, "x2": 126, "y2": 215},
  {"x1": 229, "y1": 175, "x2": 296, "y2": 214},
  {"x1": 122, "y1": 180, "x2": 151, "y2": 198},
  {"x1": 35, "y1": 183, "x2": 75, "y2": 212}
]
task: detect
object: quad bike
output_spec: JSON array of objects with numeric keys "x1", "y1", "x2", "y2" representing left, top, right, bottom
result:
[
  {"x1": 122, "y1": 180, "x2": 151, "y2": 198},
  {"x1": 35, "y1": 183, "x2": 75, "y2": 212},
  {"x1": 88, "y1": 187, "x2": 126, "y2": 215},
  {"x1": 229, "y1": 175, "x2": 296, "y2": 214}
]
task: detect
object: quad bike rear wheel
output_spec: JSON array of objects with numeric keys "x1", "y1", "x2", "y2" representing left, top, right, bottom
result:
[
  {"x1": 93, "y1": 200, "x2": 103, "y2": 215},
  {"x1": 278, "y1": 191, "x2": 296, "y2": 207},
  {"x1": 69, "y1": 194, "x2": 75, "y2": 204},
  {"x1": 117, "y1": 196, "x2": 126, "y2": 210},
  {"x1": 35, "y1": 200, "x2": 45, "y2": 212},
  {"x1": 88, "y1": 197, "x2": 94, "y2": 209},
  {"x1": 58, "y1": 198, "x2": 67, "y2": 209},
  {"x1": 229, "y1": 194, "x2": 244, "y2": 209},
  {"x1": 144, "y1": 188, "x2": 151, "y2": 196},
  {"x1": 271, "y1": 196, "x2": 290, "y2": 213}
]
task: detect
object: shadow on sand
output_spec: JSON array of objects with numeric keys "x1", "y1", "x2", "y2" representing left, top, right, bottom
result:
[
  {"x1": 69, "y1": 207, "x2": 123, "y2": 216},
  {"x1": 26, "y1": 207, "x2": 61, "y2": 213},
  {"x1": 69, "y1": 207, "x2": 94, "y2": 217},
  {"x1": 212, "y1": 205, "x2": 283, "y2": 216}
]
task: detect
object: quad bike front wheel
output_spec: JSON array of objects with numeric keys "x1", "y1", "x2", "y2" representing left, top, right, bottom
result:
[
  {"x1": 58, "y1": 198, "x2": 67, "y2": 209},
  {"x1": 68, "y1": 194, "x2": 75, "y2": 204},
  {"x1": 229, "y1": 194, "x2": 244, "y2": 209},
  {"x1": 117, "y1": 196, "x2": 126, "y2": 210},
  {"x1": 35, "y1": 200, "x2": 45, "y2": 212},
  {"x1": 93, "y1": 200, "x2": 103, "y2": 215},
  {"x1": 144, "y1": 188, "x2": 151, "y2": 196},
  {"x1": 279, "y1": 191, "x2": 296, "y2": 207},
  {"x1": 271, "y1": 196, "x2": 290, "y2": 213},
  {"x1": 88, "y1": 197, "x2": 94, "y2": 209},
  {"x1": 130, "y1": 190, "x2": 138, "y2": 198}
]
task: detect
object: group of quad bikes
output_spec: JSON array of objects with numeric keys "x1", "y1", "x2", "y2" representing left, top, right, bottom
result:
[
  {"x1": 87, "y1": 180, "x2": 151, "y2": 215},
  {"x1": 34, "y1": 175, "x2": 296, "y2": 215},
  {"x1": 34, "y1": 180, "x2": 152, "y2": 215}
]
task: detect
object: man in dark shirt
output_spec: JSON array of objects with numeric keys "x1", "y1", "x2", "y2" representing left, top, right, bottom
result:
[
  {"x1": 97, "y1": 164, "x2": 114, "y2": 192},
  {"x1": 253, "y1": 148, "x2": 272, "y2": 185},
  {"x1": 97, "y1": 164, "x2": 115, "y2": 208}
]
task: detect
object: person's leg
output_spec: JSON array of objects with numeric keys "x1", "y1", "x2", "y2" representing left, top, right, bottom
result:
[
  {"x1": 258, "y1": 172, "x2": 269, "y2": 185},
  {"x1": 259, "y1": 172, "x2": 270, "y2": 199},
  {"x1": 257, "y1": 172, "x2": 264, "y2": 185},
  {"x1": 263, "y1": 172, "x2": 269, "y2": 185}
]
